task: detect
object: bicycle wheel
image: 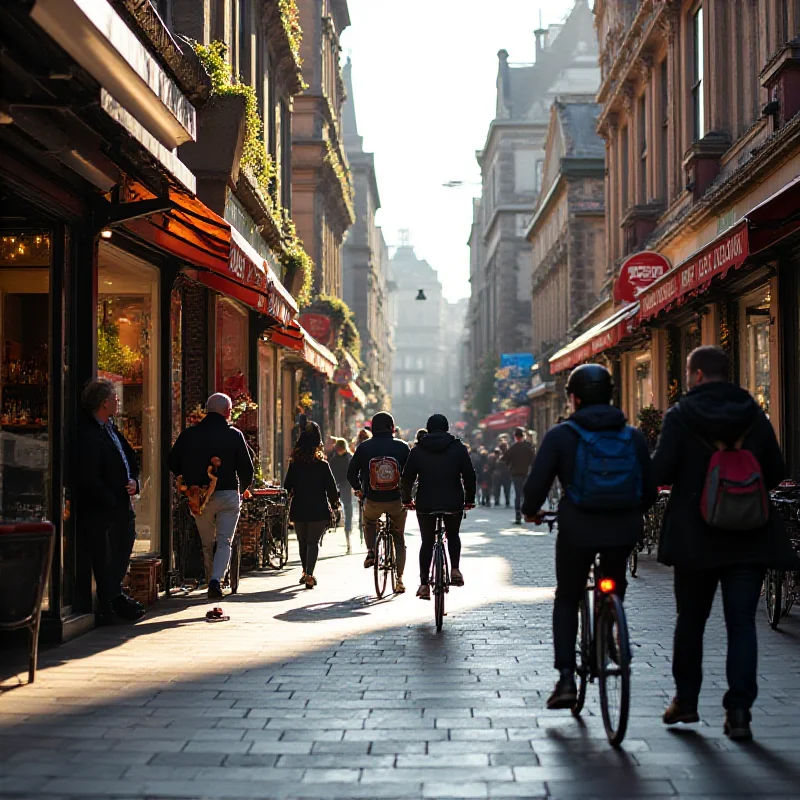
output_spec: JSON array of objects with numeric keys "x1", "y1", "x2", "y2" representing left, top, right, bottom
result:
[
  {"x1": 374, "y1": 531, "x2": 389, "y2": 599},
  {"x1": 765, "y1": 569, "x2": 783, "y2": 629},
  {"x1": 279, "y1": 513, "x2": 289, "y2": 568},
  {"x1": 433, "y1": 545, "x2": 445, "y2": 631},
  {"x1": 572, "y1": 591, "x2": 590, "y2": 717},
  {"x1": 597, "y1": 593, "x2": 631, "y2": 747},
  {"x1": 389, "y1": 537, "x2": 397, "y2": 594},
  {"x1": 628, "y1": 547, "x2": 638, "y2": 578},
  {"x1": 229, "y1": 539, "x2": 242, "y2": 594}
]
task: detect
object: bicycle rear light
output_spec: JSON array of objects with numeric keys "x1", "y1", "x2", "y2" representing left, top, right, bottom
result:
[{"x1": 599, "y1": 578, "x2": 616, "y2": 594}]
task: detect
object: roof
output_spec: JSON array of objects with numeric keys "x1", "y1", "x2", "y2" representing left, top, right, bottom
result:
[{"x1": 556, "y1": 101, "x2": 605, "y2": 158}]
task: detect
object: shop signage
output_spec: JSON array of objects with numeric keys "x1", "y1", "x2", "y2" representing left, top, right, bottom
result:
[
  {"x1": 614, "y1": 252, "x2": 671, "y2": 303},
  {"x1": 500, "y1": 353, "x2": 535, "y2": 373},
  {"x1": 639, "y1": 222, "x2": 750, "y2": 321},
  {"x1": 299, "y1": 313, "x2": 334, "y2": 348},
  {"x1": 480, "y1": 407, "x2": 530, "y2": 432}
]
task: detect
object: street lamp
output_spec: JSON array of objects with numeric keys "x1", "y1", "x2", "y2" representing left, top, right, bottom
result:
[{"x1": 416, "y1": 289, "x2": 427, "y2": 301}]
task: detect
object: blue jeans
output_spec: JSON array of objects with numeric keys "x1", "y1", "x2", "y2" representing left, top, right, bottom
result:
[
  {"x1": 673, "y1": 565, "x2": 766, "y2": 710},
  {"x1": 193, "y1": 490, "x2": 241, "y2": 583},
  {"x1": 512, "y1": 476, "x2": 526, "y2": 518}
]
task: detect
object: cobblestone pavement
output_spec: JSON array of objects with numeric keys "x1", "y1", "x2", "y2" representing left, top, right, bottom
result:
[{"x1": 2, "y1": 507, "x2": 800, "y2": 799}]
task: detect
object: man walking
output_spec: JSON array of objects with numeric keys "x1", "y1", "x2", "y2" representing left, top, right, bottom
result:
[
  {"x1": 78, "y1": 378, "x2": 145, "y2": 625},
  {"x1": 347, "y1": 412, "x2": 410, "y2": 593},
  {"x1": 503, "y1": 427, "x2": 535, "y2": 523},
  {"x1": 168, "y1": 393, "x2": 254, "y2": 599},
  {"x1": 493, "y1": 444, "x2": 512, "y2": 507},
  {"x1": 653, "y1": 346, "x2": 799, "y2": 741}
]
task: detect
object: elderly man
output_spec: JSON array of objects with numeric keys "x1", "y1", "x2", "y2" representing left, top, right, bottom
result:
[
  {"x1": 168, "y1": 393, "x2": 254, "y2": 599},
  {"x1": 78, "y1": 378, "x2": 145, "y2": 625}
]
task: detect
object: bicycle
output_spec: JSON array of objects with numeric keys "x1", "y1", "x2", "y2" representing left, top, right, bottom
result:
[
  {"x1": 763, "y1": 485, "x2": 800, "y2": 630},
  {"x1": 541, "y1": 511, "x2": 632, "y2": 747},
  {"x1": 373, "y1": 513, "x2": 398, "y2": 599},
  {"x1": 429, "y1": 511, "x2": 458, "y2": 631}
]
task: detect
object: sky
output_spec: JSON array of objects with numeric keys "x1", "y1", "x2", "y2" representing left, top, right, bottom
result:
[{"x1": 340, "y1": 0, "x2": 586, "y2": 302}]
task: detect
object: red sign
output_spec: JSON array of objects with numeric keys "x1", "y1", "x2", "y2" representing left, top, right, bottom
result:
[
  {"x1": 614, "y1": 252, "x2": 671, "y2": 303},
  {"x1": 639, "y1": 222, "x2": 750, "y2": 321},
  {"x1": 299, "y1": 313, "x2": 334, "y2": 348}
]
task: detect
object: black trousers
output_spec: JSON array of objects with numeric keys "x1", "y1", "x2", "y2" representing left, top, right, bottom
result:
[
  {"x1": 553, "y1": 538, "x2": 630, "y2": 670},
  {"x1": 417, "y1": 512, "x2": 462, "y2": 584},
  {"x1": 295, "y1": 520, "x2": 328, "y2": 576},
  {"x1": 493, "y1": 474, "x2": 511, "y2": 506},
  {"x1": 673, "y1": 565, "x2": 765, "y2": 710},
  {"x1": 90, "y1": 514, "x2": 136, "y2": 609}
]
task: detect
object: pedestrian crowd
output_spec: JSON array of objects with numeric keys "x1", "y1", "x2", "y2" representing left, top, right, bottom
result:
[{"x1": 78, "y1": 345, "x2": 799, "y2": 743}]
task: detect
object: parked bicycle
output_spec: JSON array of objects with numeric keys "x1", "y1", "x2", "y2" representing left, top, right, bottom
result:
[
  {"x1": 629, "y1": 488, "x2": 669, "y2": 577},
  {"x1": 764, "y1": 482, "x2": 800, "y2": 629},
  {"x1": 252, "y1": 487, "x2": 289, "y2": 571},
  {"x1": 542, "y1": 511, "x2": 632, "y2": 747},
  {"x1": 373, "y1": 513, "x2": 398, "y2": 599}
]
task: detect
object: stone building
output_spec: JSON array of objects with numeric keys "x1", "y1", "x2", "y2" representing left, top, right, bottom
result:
[
  {"x1": 341, "y1": 57, "x2": 394, "y2": 414},
  {"x1": 466, "y1": 0, "x2": 599, "y2": 404},
  {"x1": 390, "y1": 245, "x2": 451, "y2": 432},
  {"x1": 526, "y1": 98, "x2": 606, "y2": 435},
  {"x1": 291, "y1": 0, "x2": 355, "y2": 298}
]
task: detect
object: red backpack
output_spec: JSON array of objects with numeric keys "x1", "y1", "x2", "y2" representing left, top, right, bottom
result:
[{"x1": 700, "y1": 429, "x2": 769, "y2": 531}]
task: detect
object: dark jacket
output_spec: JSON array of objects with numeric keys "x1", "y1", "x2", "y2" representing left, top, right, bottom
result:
[
  {"x1": 347, "y1": 432, "x2": 411, "y2": 502},
  {"x1": 401, "y1": 431, "x2": 477, "y2": 513},
  {"x1": 167, "y1": 413, "x2": 254, "y2": 492},
  {"x1": 284, "y1": 459, "x2": 339, "y2": 522},
  {"x1": 328, "y1": 451, "x2": 352, "y2": 489},
  {"x1": 77, "y1": 413, "x2": 139, "y2": 527},
  {"x1": 521, "y1": 406, "x2": 657, "y2": 549},
  {"x1": 652, "y1": 381, "x2": 800, "y2": 570},
  {"x1": 470, "y1": 451, "x2": 486, "y2": 478},
  {"x1": 503, "y1": 440, "x2": 535, "y2": 477}
]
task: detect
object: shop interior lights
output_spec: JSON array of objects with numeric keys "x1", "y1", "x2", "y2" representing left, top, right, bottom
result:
[{"x1": 100, "y1": 229, "x2": 113, "y2": 239}]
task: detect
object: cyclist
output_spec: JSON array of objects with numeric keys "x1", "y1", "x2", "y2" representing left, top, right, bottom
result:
[
  {"x1": 521, "y1": 364, "x2": 656, "y2": 709},
  {"x1": 401, "y1": 414, "x2": 476, "y2": 599},
  {"x1": 347, "y1": 412, "x2": 411, "y2": 593}
]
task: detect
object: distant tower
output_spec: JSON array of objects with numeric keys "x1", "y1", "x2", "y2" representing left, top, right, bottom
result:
[{"x1": 399, "y1": 229, "x2": 411, "y2": 247}]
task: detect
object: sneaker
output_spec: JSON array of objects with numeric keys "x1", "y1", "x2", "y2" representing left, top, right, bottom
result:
[
  {"x1": 416, "y1": 584, "x2": 430, "y2": 600},
  {"x1": 395, "y1": 578, "x2": 405, "y2": 594},
  {"x1": 663, "y1": 697, "x2": 700, "y2": 726},
  {"x1": 208, "y1": 579, "x2": 223, "y2": 600},
  {"x1": 724, "y1": 708, "x2": 753, "y2": 741},
  {"x1": 305, "y1": 575, "x2": 316, "y2": 589},
  {"x1": 364, "y1": 551, "x2": 375, "y2": 568},
  {"x1": 546, "y1": 670, "x2": 578, "y2": 710},
  {"x1": 451, "y1": 568, "x2": 464, "y2": 587},
  {"x1": 299, "y1": 572, "x2": 307, "y2": 585},
  {"x1": 112, "y1": 594, "x2": 145, "y2": 621}
]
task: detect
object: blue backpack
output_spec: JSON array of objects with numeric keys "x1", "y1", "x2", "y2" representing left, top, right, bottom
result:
[{"x1": 564, "y1": 421, "x2": 643, "y2": 511}]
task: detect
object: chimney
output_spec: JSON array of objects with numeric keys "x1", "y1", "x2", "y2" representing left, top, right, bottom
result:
[{"x1": 534, "y1": 9, "x2": 546, "y2": 61}]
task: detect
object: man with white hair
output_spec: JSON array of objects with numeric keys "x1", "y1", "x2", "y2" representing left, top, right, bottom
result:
[{"x1": 168, "y1": 393, "x2": 254, "y2": 598}]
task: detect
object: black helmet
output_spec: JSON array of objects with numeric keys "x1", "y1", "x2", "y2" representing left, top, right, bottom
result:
[{"x1": 566, "y1": 364, "x2": 613, "y2": 406}]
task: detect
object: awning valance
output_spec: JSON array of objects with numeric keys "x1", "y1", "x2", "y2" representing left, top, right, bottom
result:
[
  {"x1": 549, "y1": 303, "x2": 639, "y2": 374},
  {"x1": 122, "y1": 180, "x2": 297, "y2": 325},
  {"x1": 479, "y1": 407, "x2": 530, "y2": 432},
  {"x1": 339, "y1": 381, "x2": 367, "y2": 407},
  {"x1": 269, "y1": 320, "x2": 337, "y2": 379}
]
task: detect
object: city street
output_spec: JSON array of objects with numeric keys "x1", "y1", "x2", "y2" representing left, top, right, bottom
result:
[{"x1": 2, "y1": 508, "x2": 800, "y2": 799}]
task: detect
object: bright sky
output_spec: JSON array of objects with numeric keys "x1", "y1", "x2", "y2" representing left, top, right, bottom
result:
[{"x1": 340, "y1": 0, "x2": 586, "y2": 302}]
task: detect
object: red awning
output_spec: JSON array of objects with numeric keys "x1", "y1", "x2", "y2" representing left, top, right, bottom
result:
[
  {"x1": 339, "y1": 381, "x2": 366, "y2": 406},
  {"x1": 747, "y1": 175, "x2": 800, "y2": 253},
  {"x1": 122, "y1": 180, "x2": 297, "y2": 325},
  {"x1": 549, "y1": 304, "x2": 639, "y2": 374},
  {"x1": 480, "y1": 407, "x2": 530, "y2": 432},
  {"x1": 269, "y1": 320, "x2": 337, "y2": 379},
  {"x1": 638, "y1": 221, "x2": 749, "y2": 322}
]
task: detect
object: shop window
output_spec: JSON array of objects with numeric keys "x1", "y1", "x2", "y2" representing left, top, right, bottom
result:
[
  {"x1": 680, "y1": 320, "x2": 702, "y2": 392},
  {"x1": 741, "y1": 286, "x2": 771, "y2": 417},
  {"x1": 258, "y1": 341, "x2": 275, "y2": 482},
  {"x1": 98, "y1": 246, "x2": 160, "y2": 555},
  {"x1": 215, "y1": 297, "x2": 249, "y2": 398},
  {"x1": 0, "y1": 234, "x2": 51, "y2": 524},
  {"x1": 692, "y1": 6, "x2": 706, "y2": 141},
  {"x1": 632, "y1": 355, "x2": 653, "y2": 421}
]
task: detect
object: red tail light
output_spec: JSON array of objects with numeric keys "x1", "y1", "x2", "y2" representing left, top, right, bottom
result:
[{"x1": 599, "y1": 578, "x2": 616, "y2": 594}]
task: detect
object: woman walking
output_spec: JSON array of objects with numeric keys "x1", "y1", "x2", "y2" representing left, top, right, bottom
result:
[
  {"x1": 328, "y1": 438, "x2": 354, "y2": 554},
  {"x1": 284, "y1": 421, "x2": 340, "y2": 589}
]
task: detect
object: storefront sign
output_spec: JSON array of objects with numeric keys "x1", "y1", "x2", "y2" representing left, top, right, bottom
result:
[
  {"x1": 639, "y1": 222, "x2": 750, "y2": 321},
  {"x1": 299, "y1": 313, "x2": 334, "y2": 348},
  {"x1": 614, "y1": 252, "x2": 671, "y2": 303},
  {"x1": 500, "y1": 353, "x2": 535, "y2": 373},
  {"x1": 480, "y1": 407, "x2": 530, "y2": 432}
]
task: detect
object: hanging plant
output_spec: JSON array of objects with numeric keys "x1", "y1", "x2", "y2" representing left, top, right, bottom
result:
[
  {"x1": 637, "y1": 405, "x2": 663, "y2": 451},
  {"x1": 313, "y1": 294, "x2": 362, "y2": 365},
  {"x1": 324, "y1": 140, "x2": 355, "y2": 221},
  {"x1": 277, "y1": 0, "x2": 304, "y2": 70}
]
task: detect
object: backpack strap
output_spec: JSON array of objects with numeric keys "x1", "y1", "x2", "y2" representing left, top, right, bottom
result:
[{"x1": 563, "y1": 421, "x2": 591, "y2": 442}]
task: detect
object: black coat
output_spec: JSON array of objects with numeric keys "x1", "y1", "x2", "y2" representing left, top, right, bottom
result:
[
  {"x1": 653, "y1": 381, "x2": 800, "y2": 571},
  {"x1": 167, "y1": 413, "x2": 254, "y2": 492},
  {"x1": 284, "y1": 459, "x2": 339, "y2": 523},
  {"x1": 401, "y1": 432, "x2": 477, "y2": 513},
  {"x1": 77, "y1": 413, "x2": 139, "y2": 528},
  {"x1": 521, "y1": 406, "x2": 657, "y2": 549},
  {"x1": 347, "y1": 432, "x2": 411, "y2": 502}
]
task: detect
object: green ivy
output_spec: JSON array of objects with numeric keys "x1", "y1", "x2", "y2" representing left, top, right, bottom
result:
[
  {"x1": 278, "y1": 0, "x2": 304, "y2": 72},
  {"x1": 324, "y1": 141, "x2": 355, "y2": 221},
  {"x1": 313, "y1": 294, "x2": 362, "y2": 365}
]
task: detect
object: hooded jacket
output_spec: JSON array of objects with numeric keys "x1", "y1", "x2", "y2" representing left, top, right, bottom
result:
[
  {"x1": 521, "y1": 405, "x2": 657, "y2": 549},
  {"x1": 502, "y1": 439, "x2": 535, "y2": 477},
  {"x1": 401, "y1": 431, "x2": 477, "y2": 513},
  {"x1": 347, "y1": 431, "x2": 411, "y2": 502},
  {"x1": 653, "y1": 381, "x2": 799, "y2": 570}
]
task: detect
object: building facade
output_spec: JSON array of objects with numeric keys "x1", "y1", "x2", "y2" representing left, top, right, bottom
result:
[
  {"x1": 341, "y1": 58, "x2": 394, "y2": 415},
  {"x1": 291, "y1": 0, "x2": 354, "y2": 298},
  {"x1": 550, "y1": 1, "x2": 800, "y2": 475},
  {"x1": 466, "y1": 0, "x2": 600, "y2": 401},
  {"x1": 526, "y1": 98, "x2": 606, "y2": 436}
]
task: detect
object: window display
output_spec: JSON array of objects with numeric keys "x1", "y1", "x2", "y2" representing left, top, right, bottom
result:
[
  {"x1": 632, "y1": 354, "x2": 653, "y2": 421},
  {"x1": 741, "y1": 285, "x2": 771, "y2": 417},
  {"x1": 98, "y1": 246, "x2": 160, "y2": 554},
  {"x1": 0, "y1": 234, "x2": 50, "y2": 523},
  {"x1": 216, "y1": 297, "x2": 249, "y2": 397}
]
